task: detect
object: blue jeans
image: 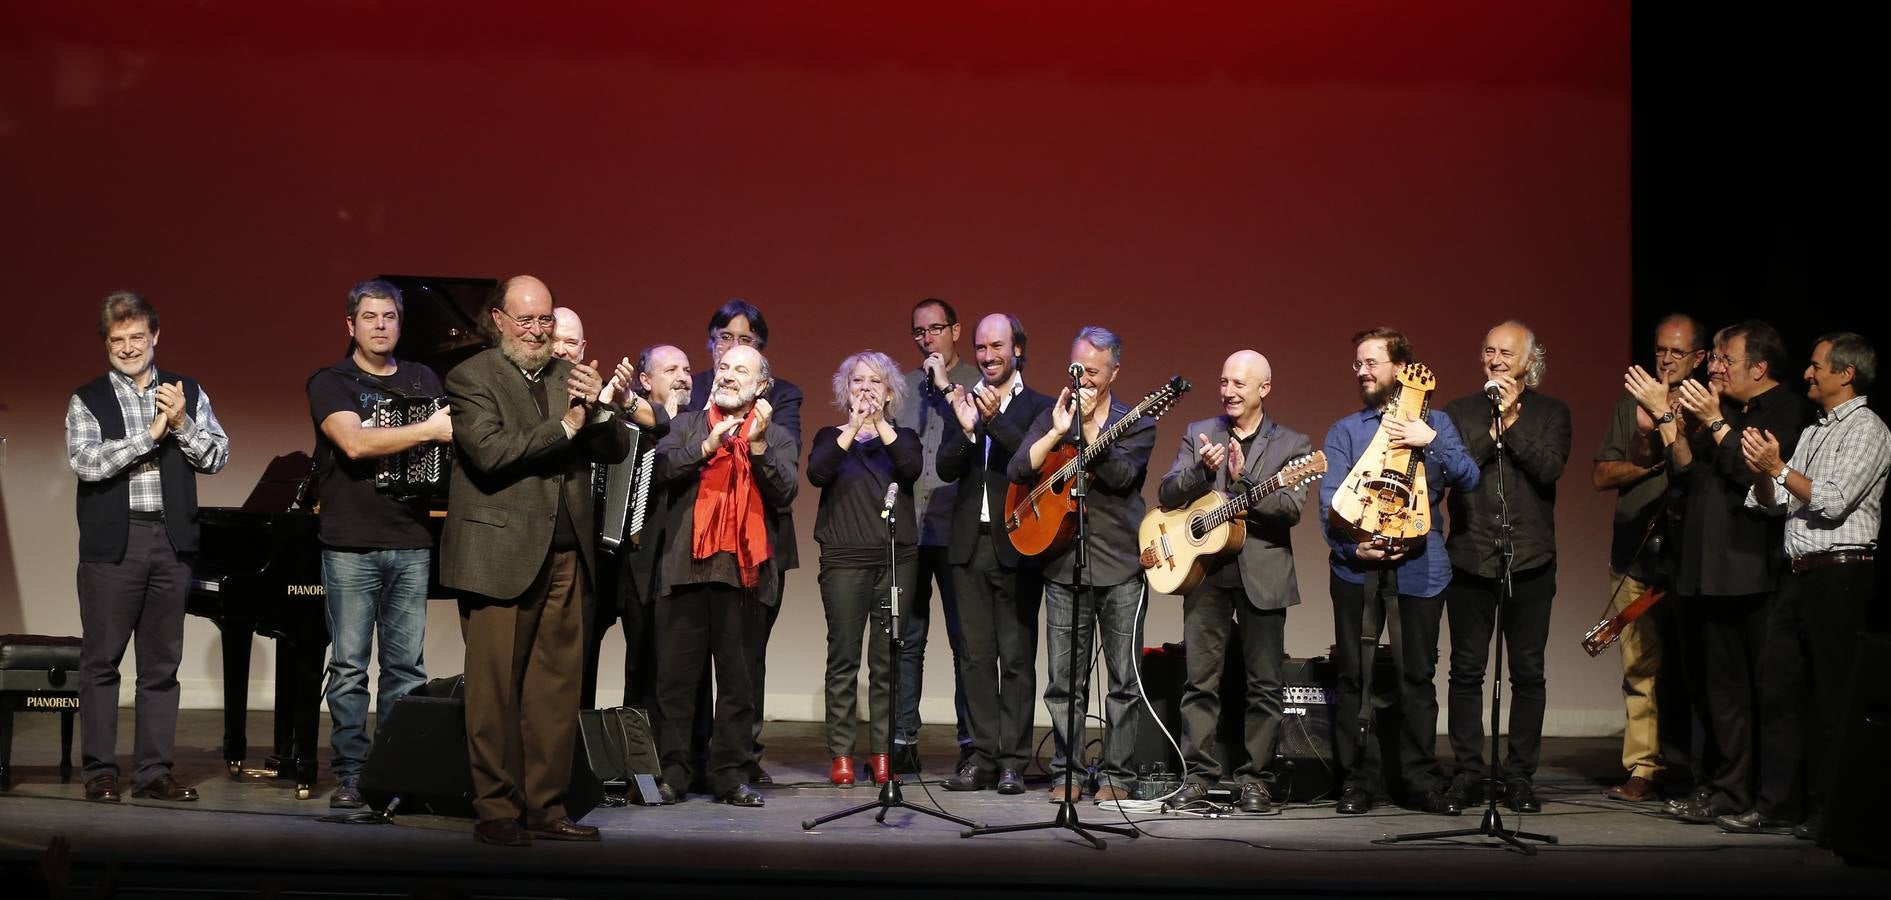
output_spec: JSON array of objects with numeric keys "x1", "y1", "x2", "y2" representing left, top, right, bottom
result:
[
  {"x1": 1043, "y1": 577, "x2": 1146, "y2": 791},
  {"x1": 322, "y1": 547, "x2": 430, "y2": 778}
]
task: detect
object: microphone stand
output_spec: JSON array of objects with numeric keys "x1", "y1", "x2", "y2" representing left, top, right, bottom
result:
[
  {"x1": 1382, "y1": 390, "x2": 1556, "y2": 854},
  {"x1": 964, "y1": 366, "x2": 1138, "y2": 849},
  {"x1": 802, "y1": 480, "x2": 977, "y2": 832}
]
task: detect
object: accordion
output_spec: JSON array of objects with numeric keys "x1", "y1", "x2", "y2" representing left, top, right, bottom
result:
[
  {"x1": 596, "y1": 424, "x2": 649, "y2": 551},
  {"x1": 371, "y1": 396, "x2": 451, "y2": 498}
]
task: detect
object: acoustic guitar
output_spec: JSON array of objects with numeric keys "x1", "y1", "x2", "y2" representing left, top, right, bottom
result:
[
  {"x1": 1004, "y1": 376, "x2": 1191, "y2": 558},
  {"x1": 1328, "y1": 362, "x2": 1437, "y2": 546},
  {"x1": 1138, "y1": 451, "x2": 1327, "y2": 595}
]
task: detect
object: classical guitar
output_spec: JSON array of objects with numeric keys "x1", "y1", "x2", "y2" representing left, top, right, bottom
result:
[
  {"x1": 1138, "y1": 451, "x2": 1327, "y2": 595},
  {"x1": 1004, "y1": 376, "x2": 1191, "y2": 558},
  {"x1": 1328, "y1": 362, "x2": 1437, "y2": 546}
]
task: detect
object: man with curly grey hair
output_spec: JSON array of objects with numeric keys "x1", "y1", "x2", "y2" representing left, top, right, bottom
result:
[{"x1": 1440, "y1": 320, "x2": 1572, "y2": 813}]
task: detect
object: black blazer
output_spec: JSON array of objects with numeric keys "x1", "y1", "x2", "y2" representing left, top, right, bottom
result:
[
  {"x1": 686, "y1": 369, "x2": 804, "y2": 570},
  {"x1": 651, "y1": 406, "x2": 801, "y2": 606},
  {"x1": 936, "y1": 381, "x2": 1055, "y2": 568}
]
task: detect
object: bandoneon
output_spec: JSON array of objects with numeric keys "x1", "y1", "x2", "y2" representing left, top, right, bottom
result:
[
  {"x1": 596, "y1": 425, "x2": 648, "y2": 550},
  {"x1": 371, "y1": 396, "x2": 451, "y2": 498}
]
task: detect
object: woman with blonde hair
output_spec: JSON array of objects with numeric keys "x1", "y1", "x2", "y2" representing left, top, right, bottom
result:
[{"x1": 807, "y1": 350, "x2": 919, "y2": 786}]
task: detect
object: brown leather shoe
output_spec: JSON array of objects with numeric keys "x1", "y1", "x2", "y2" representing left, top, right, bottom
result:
[
  {"x1": 1093, "y1": 784, "x2": 1130, "y2": 803},
  {"x1": 1606, "y1": 775, "x2": 1654, "y2": 802},
  {"x1": 474, "y1": 818, "x2": 531, "y2": 846},
  {"x1": 132, "y1": 774, "x2": 198, "y2": 802},
  {"x1": 84, "y1": 773, "x2": 121, "y2": 802},
  {"x1": 528, "y1": 817, "x2": 601, "y2": 842},
  {"x1": 1047, "y1": 781, "x2": 1082, "y2": 803}
]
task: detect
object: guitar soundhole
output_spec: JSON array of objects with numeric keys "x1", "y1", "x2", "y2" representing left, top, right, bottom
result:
[{"x1": 1187, "y1": 511, "x2": 1208, "y2": 543}]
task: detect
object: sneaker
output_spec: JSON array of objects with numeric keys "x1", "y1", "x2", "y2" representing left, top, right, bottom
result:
[{"x1": 330, "y1": 775, "x2": 365, "y2": 809}]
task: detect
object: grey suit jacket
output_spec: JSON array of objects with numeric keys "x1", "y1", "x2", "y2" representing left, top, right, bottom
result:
[
  {"x1": 1156, "y1": 415, "x2": 1313, "y2": 610},
  {"x1": 652, "y1": 406, "x2": 800, "y2": 606},
  {"x1": 440, "y1": 348, "x2": 632, "y2": 601}
]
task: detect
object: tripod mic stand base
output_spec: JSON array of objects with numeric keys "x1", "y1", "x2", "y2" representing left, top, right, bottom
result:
[
  {"x1": 962, "y1": 795, "x2": 1140, "y2": 849},
  {"x1": 1377, "y1": 804, "x2": 1557, "y2": 856},
  {"x1": 801, "y1": 777, "x2": 980, "y2": 831}
]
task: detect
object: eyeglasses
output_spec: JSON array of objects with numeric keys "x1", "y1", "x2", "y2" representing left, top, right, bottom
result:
[
  {"x1": 504, "y1": 313, "x2": 556, "y2": 331},
  {"x1": 714, "y1": 331, "x2": 761, "y2": 347},
  {"x1": 1652, "y1": 347, "x2": 1700, "y2": 359},
  {"x1": 1708, "y1": 354, "x2": 1752, "y2": 368},
  {"x1": 911, "y1": 323, "x2": 951, "y2": 339},
  {"x1": 1350, "y1": 359, "x2": 1388, "y2": 373}
]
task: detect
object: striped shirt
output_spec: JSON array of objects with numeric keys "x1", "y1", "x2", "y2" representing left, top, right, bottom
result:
[
  {"x1": 66, "y1": 369, "x2": 230, "y2": 512},
  {"x1": 1745, "y1": 395, "x2": 1889, "y2": 557}
]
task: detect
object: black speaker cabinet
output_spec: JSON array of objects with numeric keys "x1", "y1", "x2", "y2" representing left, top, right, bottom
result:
[{"x1": 359, "y1": 689, "x2": 604, "y2": 820}]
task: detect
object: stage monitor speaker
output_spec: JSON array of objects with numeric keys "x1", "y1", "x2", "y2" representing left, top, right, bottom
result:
[
  {"x1": 359, "y1": 681, "x2": 604, "y2": 820},
  {"x1": 1133, "y1": 644, "x2": 1398, "y2": 804},
  {"x1": 1826, "y1": 632, "x2": 1891, "y2": 866}
]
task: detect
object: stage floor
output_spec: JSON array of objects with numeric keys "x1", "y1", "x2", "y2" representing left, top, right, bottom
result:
[{"x1": 1, "y1": 710, "x2": 1880, "y2": 898}]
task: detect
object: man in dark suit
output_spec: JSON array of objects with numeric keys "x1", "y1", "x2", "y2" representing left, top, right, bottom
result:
[
  {"x1": 441, "y1": 275, "x2": 631, "y2": 846},
  {"x1": 653, "y1": 344, "x2": 800, "y2": 807},
  {"x1": 936, "y1": 313, "x2": 1053, "y2": 794},
  {"x1": 1156, "y1": 350, "x2": 1313, "y2": 814},
  {"x1": 682, "y1": 299, "x2": 803, "y2": 785}
]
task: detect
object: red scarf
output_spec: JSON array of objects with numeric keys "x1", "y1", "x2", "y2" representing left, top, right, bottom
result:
[{"x1": 690, "y1": 405, "x2": 771, "y2": 588}]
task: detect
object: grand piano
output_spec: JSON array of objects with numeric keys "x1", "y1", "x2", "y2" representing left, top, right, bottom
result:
[{"x1": 186, "y1": 276, "x2": 493, "y2": 798}]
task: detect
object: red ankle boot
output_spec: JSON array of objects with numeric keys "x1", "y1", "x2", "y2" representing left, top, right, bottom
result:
[
  {"x1": 870, "y1": 753, "x2": 892, "y2": 785},
  {"x1": 829, "y1": 756, "x2": 856, "y2": 787}
]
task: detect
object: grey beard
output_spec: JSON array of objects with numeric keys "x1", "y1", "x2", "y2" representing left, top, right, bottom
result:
[
  {"x1": 500, "y1": 337, "x2": 553, "y2": 373},
  {"x1": 713, "y1": 384, "x2": 757, "y2": 411}
]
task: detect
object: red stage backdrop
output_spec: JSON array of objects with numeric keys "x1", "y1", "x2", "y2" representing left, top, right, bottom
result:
[{"x1": 0, "y1": 2, "x2": 1631, "y2": 734}]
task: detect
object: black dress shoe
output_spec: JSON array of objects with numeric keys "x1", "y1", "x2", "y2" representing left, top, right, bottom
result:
[
  {"x1": 1675, "y1": 793, "x2": 1737, "y2": 825},
  {"x1": 1666, "y1": 786, "x2": 1712, "y2": 817},
  {"x1": 1164, "y1": 782, "x2": 1210, "y2": 811},
  {"x1": 84, "y1": 773, "x2": 121, "y2": 803},
  {"x1": 1446, "y1": 772, "x2": 1485, "y2": 808},
  {"x1": 1421, "y1": 790, "x2": 1464, "y2": 816},
  {"x1": 891, "y1": 743, "x2": 921, "y2": 774},
  {"x1": 746, "y1": 763, "x2": 774, "y2": 786},
  {"x1": 942, "y1": 764, "x2": 996, "y2": 792},
  {"x1": 1793, "y1": 812, "x2": 1824, "y2": 841},
  {"x1": 1505, "y1": 778, "x2": 1541, "y2": 813},
  {"x1": 528, "y1": 817, "x2": 601, "y2": 841},
  {"x1": 1237, "y1": 782, "x2": 1273, "y2": 814},
  {"x1": 657, "y1": 782, "x2": 682, "y2": 805},
  {"x1": 474, "y1": 818, "x2": 531, "y2": 846},
  {"x1": 1336, "y1": 786, "x2": 1373, "y2": 814},
  {"x1": 1715, "y1": 810, "x2": 1795, "y2": 835},
  {"x1": 132, "y1": 774, "x2": 199, "y2": 802},
  {"x1": 719, "y1": 784, "x2": 765, "y2": 808},
  {"x1": 996, "y1": 769, "x2": 1025, "y2": 795}
]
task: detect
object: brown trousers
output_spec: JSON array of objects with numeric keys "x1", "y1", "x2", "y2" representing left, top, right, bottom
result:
[{"x1": 460, "y1": 550, "x2": 585, "y2": 824}]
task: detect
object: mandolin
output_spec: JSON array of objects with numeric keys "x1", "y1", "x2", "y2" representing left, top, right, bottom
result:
[
  {"x1": 1004, "y1": 375, "x2": 1190, "y2": 558},
  {"x1": 1582, "y1": 585, "x2": 1664, "y2": 657},
  {"x1": 1138, "y1": 451, "x2": 1327, "y2": 595},
  {"x1": 1329, "y1": 362, "x2": 1437, "y2": 546}
]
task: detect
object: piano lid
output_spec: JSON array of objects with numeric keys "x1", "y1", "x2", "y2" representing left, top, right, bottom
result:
[
  {"x1": 378, "y1": 275, "x2": 497, "y2": 385},
  {"x1": 239, "y1": 452, "x2": 316, "y2": 513}
]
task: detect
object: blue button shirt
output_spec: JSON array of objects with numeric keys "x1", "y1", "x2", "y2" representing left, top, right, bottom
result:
[{"x1": 1319, "y1": 407, "x2": 1480, "y2": 598}]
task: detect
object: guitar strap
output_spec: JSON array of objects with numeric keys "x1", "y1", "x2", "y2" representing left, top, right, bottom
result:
[{"x1": 1354, "y1": 568, "x2": 1404, "y2": 751}]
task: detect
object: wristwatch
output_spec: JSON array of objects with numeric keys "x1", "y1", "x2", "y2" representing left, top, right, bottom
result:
[
  {"x1": 1773, "y1": 465, "x2": 1791, "y2": 489},
  {"x1": 1707, "y1": 419, "x2": 1728, "y2": 434},
  {"x1": 1655, "y1": 411, "x2": 1676, "y2": 425}
]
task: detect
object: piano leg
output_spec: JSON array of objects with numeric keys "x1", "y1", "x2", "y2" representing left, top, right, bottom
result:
[
  {"x1": 290, "y1": 638, "x2": 324, "y2": 798},
  {"x1": 219, "y1": 622, "x2": 256, "y2": 777}
]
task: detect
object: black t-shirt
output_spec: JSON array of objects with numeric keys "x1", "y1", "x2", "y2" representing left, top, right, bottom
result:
[{"x1": 307, "y1": 355, "x2": 445, "y2": 550}]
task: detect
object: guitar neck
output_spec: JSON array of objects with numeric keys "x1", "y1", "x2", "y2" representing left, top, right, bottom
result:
[
  {"x1": 1202, "y1": 470, "x2": 1289, "y2": 530},
  {"x1": 1065, "y1": 396, "x2": 1158, "y2": 473}
]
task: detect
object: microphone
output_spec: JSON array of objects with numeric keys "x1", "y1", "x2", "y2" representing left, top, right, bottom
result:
[
  {"x1": 1068, "y1": 363, "x2": 1084, "y2": 380},
  {"x1": 1483, "y1": 380, "x2": 1504, "y2": 403},
  {"x1": 881, "y1": 482, "x2": 900, "y2": 518}
]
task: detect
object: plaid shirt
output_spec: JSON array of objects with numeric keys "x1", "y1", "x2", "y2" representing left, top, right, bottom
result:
[
  {"x1": 66, "y1": 369, "x2": 230, "y2": 512},
  {"x1": 1746, "y1": 395, "x2": 1889, "y2": 557}
]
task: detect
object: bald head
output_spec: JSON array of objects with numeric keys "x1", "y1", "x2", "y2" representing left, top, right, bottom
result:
[
  {"x1": 550, "y1": 307, "x2": 587, "y2": 363},
  {"x1": 1219, "y1": 349, "x2": 1272, "y2": 428},
  {"x1": 490, "y1": 274, "x2": 555, "y2": 371}
]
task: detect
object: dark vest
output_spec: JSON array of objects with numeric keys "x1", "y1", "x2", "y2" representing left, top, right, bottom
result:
[{"x1": 74, "y1": 370, "x2": 203, "y2": 563}]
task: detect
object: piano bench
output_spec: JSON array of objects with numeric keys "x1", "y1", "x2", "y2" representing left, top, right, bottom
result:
[{"x1": 0, "y1": 634, "x2": 83, "y2": 790}]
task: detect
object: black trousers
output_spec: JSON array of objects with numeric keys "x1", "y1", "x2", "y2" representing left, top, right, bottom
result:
[
  {"x1": 817, "y1": 560, "x2": 916, "y2": 758},
  {"x1": 1443, "y1": 563, "x2": 1555, "y2": 781},
  {"x1": 952, "y1": 535, "x2": 1042, "y2": 775},
  {"x1": 1179, "y1": 581, "x2": 1286, "y2": 785},
  {"x1": 896, "y1": 545, "x2": 969, "y2": 746},
  {"x1": 1689, "y1": 592, "x2": 1769, "y2": 813},
  {"x1": 750, "y1": 569, "x2": 785, "y2": 762},
  {"x1": 654, "y1": 583, "x2": 766, "y2": 797},
  {"x1": 78, "y1": 519, "x2": 188, "y2": 790},
  {"x1": 1329, "y1": 571, "x2": 1447, "y2": 800},
  {"x1": 1650, "y1": 591, "x2": 1703, "y2": 792},
  {"x1": 1757, "y1": 563, "x2": 1876, "y2": 819}
]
